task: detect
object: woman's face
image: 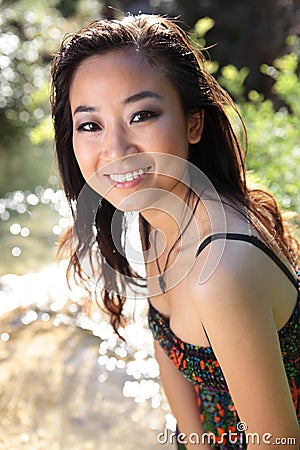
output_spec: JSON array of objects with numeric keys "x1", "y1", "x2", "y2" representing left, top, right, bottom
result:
[{"x1": 69, "y1": 50, "x2": 202, "y2": 211}]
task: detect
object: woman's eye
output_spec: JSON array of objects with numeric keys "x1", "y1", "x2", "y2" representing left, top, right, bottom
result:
[
  {"x1": 76, "y1": 122, "x2": 100, "y2": 133},
  {"x1": 130, "y1": 110, "x2": 158, "y2": 124}
]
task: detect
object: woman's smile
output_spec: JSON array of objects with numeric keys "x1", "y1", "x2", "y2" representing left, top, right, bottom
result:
[{"x1": 105, "y1": 166, "x2": 151, "y2": 187}]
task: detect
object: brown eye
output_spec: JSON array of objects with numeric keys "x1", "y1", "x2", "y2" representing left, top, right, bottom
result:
[
  {"x1": 77, "y1": 122, "x2": 101, "y2": 132},
  {"x1": 130, "y1": 110, "x2": 158, "y2": 123}
]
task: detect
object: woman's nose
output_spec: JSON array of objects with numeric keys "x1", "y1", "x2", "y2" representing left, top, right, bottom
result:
[{"x1": 101, "y1": 126, "x2": 137, "y2": 161}]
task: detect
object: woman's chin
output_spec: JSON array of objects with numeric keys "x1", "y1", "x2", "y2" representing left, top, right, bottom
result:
[{"x1": 105, "y1": 191, "x2": 159, "y2": 213}]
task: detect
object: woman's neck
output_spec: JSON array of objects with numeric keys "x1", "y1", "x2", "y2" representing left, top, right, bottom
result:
[{"x1": 140, "y1": 189, "x2": 201, "y2": 252}]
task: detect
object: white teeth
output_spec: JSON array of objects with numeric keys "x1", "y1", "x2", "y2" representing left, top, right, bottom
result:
[
  {"x1": 125, "y1": 173, "x2": 134, "y2": 182},
  {"x1": 109, "y1": 174, "x2": 124, "y2": 182},
  {"x1": 109, "y1": 167, "x2": 149, "y2": 183}
]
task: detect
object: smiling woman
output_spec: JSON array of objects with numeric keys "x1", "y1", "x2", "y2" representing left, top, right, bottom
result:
[{"x1": 51, "y1": 14, "x2": 299, "y2": 450}]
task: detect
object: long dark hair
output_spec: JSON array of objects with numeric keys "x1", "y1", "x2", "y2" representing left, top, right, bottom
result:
[{"x1": 51, "y1": 14, "x2": 299, "y2": 336}]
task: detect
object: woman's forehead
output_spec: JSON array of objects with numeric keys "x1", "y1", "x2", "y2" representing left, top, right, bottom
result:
[{"x1": 70, "y1": 50, "x2": 171, "y2": 96}]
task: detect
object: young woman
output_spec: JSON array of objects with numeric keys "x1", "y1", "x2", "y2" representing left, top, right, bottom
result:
[{"x1": 51, "y1": 15, "x2": 299, "y2": 449}]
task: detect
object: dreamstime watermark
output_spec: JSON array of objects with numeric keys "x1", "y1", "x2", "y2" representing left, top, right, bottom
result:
[{"x1": 157, "y1": 422, "x2": 297, "y2": 446}]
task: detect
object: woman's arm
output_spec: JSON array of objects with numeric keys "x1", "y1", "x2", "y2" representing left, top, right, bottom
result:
[
  {"x1": 189, "y1": 241, "x2": 300, "y2": 449},
  {"x1": 154, "y1": 339, "x2": 212, "y2": 450}
]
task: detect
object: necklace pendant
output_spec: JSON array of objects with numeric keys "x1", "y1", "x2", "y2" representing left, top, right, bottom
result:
[{"x1": 159, "y1": 275, "x2": 166, "y2": 294}]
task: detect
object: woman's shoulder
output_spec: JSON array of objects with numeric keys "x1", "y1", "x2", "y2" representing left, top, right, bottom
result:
[{"x1": 187, "y1": 232, "x2": 284, "y2": 316}]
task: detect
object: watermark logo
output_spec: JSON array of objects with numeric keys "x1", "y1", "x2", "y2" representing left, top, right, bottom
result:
[
  {"x1": 157, "y1": 422, "x2": 297, "y2": 446},
  {"x1": 72, "y1": 153, "x2": 228, "y2": 298}
]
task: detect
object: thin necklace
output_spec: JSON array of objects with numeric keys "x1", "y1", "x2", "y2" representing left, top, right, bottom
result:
[{"x1": 153, "y1": 196, "x2": 200, "y2": 293}]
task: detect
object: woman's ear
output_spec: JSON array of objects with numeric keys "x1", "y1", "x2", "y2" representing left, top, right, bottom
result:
[{"x1": 187, "y1": 110, "x2": 205, "y2": 144}]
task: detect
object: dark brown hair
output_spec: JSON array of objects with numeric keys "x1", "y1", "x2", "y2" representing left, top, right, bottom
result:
[{"x1": 50, "y1": 14, "x2": 299, "y2": 336}]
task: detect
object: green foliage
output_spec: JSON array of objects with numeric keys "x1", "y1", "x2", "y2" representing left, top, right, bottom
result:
[
  {"x1": 193, "y1": 16, "x2": 215, "y2": 48},
  {"x1": 0, "y1": 1, "x2": 65, "y2": 133},
  {"x1": 266, "y1": 53, "x2": 300, "y2": 115},
  {"x1": 218, "y1": 65, "x2": 249, "y2": 102},
  {"x1": 193, "y1": 16, "x2": 300, "y2": 213},
  {"x1": 0, "y1": 0, "x2": 65, "y2": 194},
  {"x1": 218, "y1": 46, "x2": 300, "y2": 212}
]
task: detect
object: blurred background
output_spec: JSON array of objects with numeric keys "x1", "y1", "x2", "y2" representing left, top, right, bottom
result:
[{"x1": 0, "y1": 0, "x2": 299, "y2": 449}]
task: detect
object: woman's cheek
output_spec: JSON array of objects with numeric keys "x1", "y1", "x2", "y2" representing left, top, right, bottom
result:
[{"x1": 73, "y1": 148, "x2": 91, "y2": 179}]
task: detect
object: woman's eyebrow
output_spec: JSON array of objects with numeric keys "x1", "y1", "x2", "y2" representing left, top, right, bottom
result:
[
  {"x1": 123, "y1": 91, "x2": 163, "y2": 104},
  {"x1": 73, "y1": 105, "x2": 99, "y2": 115},
  {"x1": 73, "y1": 91, "x2": 162, "y2": 116}
]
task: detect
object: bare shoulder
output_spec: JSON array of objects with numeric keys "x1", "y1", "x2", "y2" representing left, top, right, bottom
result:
[{"x1": 187, "y1": 237, "x2": 275, "y2": 319}]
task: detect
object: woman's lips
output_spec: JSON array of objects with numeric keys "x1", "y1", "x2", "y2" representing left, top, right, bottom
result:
[{"x1": 105, "y1": 166, "x2": 151, "y2": 188}]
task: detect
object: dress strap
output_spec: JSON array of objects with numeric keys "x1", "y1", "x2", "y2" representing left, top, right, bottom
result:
[
  {"x1": 201, "y1": 322, "x2": 212, "y2": 347},
  {"x1": 195, "y1": 233, "x2": 298, "y2": 289}
]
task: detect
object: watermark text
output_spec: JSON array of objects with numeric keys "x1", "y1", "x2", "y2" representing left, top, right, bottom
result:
[{"x1": 157, "y1": 423, "x2": 297, "y2": 446}]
